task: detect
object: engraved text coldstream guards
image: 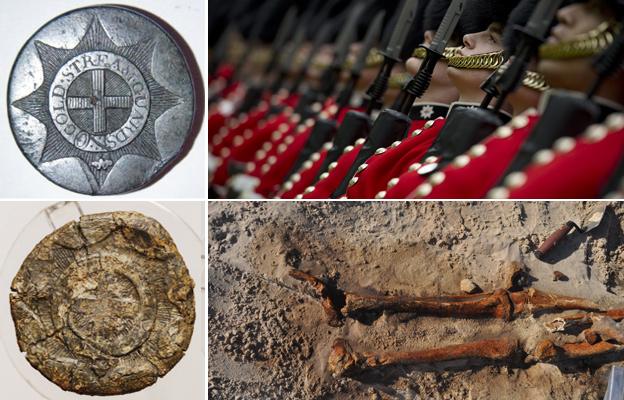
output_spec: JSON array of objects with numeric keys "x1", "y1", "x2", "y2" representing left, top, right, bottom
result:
[{"x1": 11, "y1": 17, "x2": 182, "y2": 187}]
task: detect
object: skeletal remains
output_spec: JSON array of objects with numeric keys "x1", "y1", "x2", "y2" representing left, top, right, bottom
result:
[{"x1": 289, "y1": 269, "x2": 624, "y2": 377}]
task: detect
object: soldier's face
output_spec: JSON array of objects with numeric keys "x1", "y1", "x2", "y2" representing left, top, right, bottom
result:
[
  {"x1": 447, "y1": 24, "x2": 504, "y2": 101},
  {"x1": 538, "y1": 2, "x2": 606, "y2": 91}
]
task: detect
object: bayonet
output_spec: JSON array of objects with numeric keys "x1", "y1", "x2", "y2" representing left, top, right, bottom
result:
[
  {"x1": 428, "y1": 0, "x2": 463, "y2": 54},
  {"x1": 233, "y1": 1, "x2": 281, "y2": 81},
  {"x1": 353, "y1": 10, "x2": 386, "y2": 76},
  {"x1": 269, "y1": 23, "x2": 308, "y2": 93},
  {"x1": 263, "y1": 6, "x2": 299, "y2": 76},
  {"x1": 286, "y1": 10, "x2": 386, "y2": 185},
  {"x1": 289, "y1": 22, "x2": 335, "y2": 94},
  {"x1": 490, "y1": 0, "x2": 563, "y2": 109},
  {"x1": 319, "y1": 2, "x2": 369, "y2": 96},
  {"x1": 333, "y1": 0, "x2": 464, "y2": 197},
  {"x1": 209, "y1": 25, "x2": 234, "y2": 76},
  {"x1": 365, "y1": 0, "x2": 420, "y2": 112},
  {"x1": 336, "y1": 10, "x2": 386, "y2": 108},
  {"x1": 237, "y1": 6, "x2": 303, "y2": 113},
  {"x1": 419, "y1": 0, "x2": 564, "y2": 181},
  {"x1": 384, "y1": 0, "x2": 419, "y2": 61},
  {"x1": 393, "y1": 0, "x2": 465, "y2": 114}
]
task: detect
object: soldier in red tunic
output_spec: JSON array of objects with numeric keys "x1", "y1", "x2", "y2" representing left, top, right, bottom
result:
[
  {"x1": 302, "y1": 0, "x2": 461, "y2": 199},
  {"x1": 361, "y1": 0, "x2": 544, "y2": 199},
  {"x1": 488, "y1": 0, "x2": 624, "y2": 199}
]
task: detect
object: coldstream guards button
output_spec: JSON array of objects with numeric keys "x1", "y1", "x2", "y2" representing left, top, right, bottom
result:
[
  {"x1": 8, "y1": 6, "x2": 201, "y2": 195},
  {"x1": 9, "y1": 211, "x2": 195, "y2": 395}
]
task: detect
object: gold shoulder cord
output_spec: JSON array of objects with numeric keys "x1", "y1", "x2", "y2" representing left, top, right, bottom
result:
[{"x1": 539, "y1": 21, "x2": 619, "y2": 60}]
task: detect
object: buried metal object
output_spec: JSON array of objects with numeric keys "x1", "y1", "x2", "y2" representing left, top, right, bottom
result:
[
  {"x1": 8, "y1": 6, "x2": 201, "y2": 195},
  {"x1": 9, "y1": 211, "x2": 195, "y2": 395}
]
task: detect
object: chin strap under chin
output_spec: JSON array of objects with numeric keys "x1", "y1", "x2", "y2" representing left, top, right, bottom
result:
[{"x1": 447, "y1": 50, "x2": 549, "y2": 92}]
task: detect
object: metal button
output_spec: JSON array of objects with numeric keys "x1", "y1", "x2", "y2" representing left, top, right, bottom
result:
[
  {"x1": 533, "y1": 149, "x2": 555, "y2": 165},
  {"x1": 553, "y1": 137, "x2": 576, "y2": 154},
  {"x1": 504, "y1": 172, "x2": 527, "y2": 189},
  {"x1": 487, "y1": 187, "x2": 510, "y2": 199},
  {"x1": 429, "y1": 172, "x2": 446, "y2": 186},
  {"x1": 495, "y1": 126, "x2": 513, "y2": 139},
  {"x1": 453, "y1": 155, "x2": 470, "y2": 168},
  {"x1": 583, "y1": 124, "x2": 608, "y2": 142},
  {"x1": 8, "y1": 6, "x2": 201, "y2": 194},
  {"x1": 418, "y1": 163, "x2": 438, "y2": 175},
  {"x1": 468, "y1": 144, "x2": 486, "y2": 157},
  {"x1": 408, "y1": 162, "x2": 422, "y2": 172},
  {"x1": 414, "y1": 183, "x2": 432, "y2": 197},
  {"x1": 606, "y1": 113, "x2": 624, "y2": 131}
]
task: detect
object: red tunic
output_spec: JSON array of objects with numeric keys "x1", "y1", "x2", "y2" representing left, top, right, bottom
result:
[
  {"x1": 252, "y1": 100, "x2": 342, "y2": 197},
  {"x1": 210, "y1": 103, "x2": 270, "y2": 153},
  {"x1": 411, "y1": 110, "x2": 540, "y2": 199},
  {"x1": 499, "y1": 113, "x2": 624, "y2": 199},
  {"x1": 277, "y1": 143, "x2": 332, "y2": 198},
  {"x1": 345, "y1": 118, "x2": 444, "y2": 199},
  {"x1": 301, "y1": 141, "x2": 365, "y2": 199},
  {"x1": 380, "y1": 110, "x2": 540, "y2": 199},
  {"x1": 210, "y1": 112, "x2": 297, "y2": 186}
]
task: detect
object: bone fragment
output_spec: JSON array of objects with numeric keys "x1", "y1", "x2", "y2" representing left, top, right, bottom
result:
[
  {"x1": 530, "y1": 339, "x2": 622, "y2": 363},
  {"x1": 328, "y1": 337, "x2": 519, "y2": 377},
  {"x1": 545, "y1": 310, "x2": 624, "y2": 333},
  {"x1": 290, "y1": 270, "x2": 603, "y2": 325}
]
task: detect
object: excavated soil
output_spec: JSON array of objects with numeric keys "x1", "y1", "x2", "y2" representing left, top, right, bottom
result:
[{"x1": 208, "y1": 201, "x2": 624, "y2": 399}]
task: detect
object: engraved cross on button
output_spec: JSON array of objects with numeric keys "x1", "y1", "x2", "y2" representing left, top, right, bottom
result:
[{"x1": 66, "y1": 69, "x2": 132, "y2": 133}]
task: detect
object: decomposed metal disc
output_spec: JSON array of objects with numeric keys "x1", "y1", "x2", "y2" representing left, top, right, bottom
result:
[
  {"x1": 8, "y1": 6, "x2": 201, "y2": 195},
  {"x1": 9, "y1": 211, "x2": 195, "y2": 395}
]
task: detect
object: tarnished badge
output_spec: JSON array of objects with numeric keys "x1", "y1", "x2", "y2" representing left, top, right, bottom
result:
[
  {"x1": 8, "y1": 6, "x2": 201, "y2": 195},
  {"x1": 10, "y1": 211, "x2": 195, "y2": 395}
]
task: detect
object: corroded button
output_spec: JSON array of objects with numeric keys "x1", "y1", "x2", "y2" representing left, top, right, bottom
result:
[
  {"x1": 8, "y1": 6, "x2": 201, "y2": 195},
  {"x1": 9, "y1": 211, "x2": 195, "y2": 395}
]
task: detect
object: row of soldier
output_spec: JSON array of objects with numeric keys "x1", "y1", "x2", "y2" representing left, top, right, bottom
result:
[{"x1": 208, "y1": 0, "x2": 624, "y2": 199}]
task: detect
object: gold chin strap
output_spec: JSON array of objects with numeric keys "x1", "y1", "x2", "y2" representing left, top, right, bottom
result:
[
  {"x1": 447, "y1": 50, "x2": 549, "y2": 92},
  {"x1": 447, "y1": 51, "x2": 505, "y2": 69},
  {"x1": 539, "y1": 21, "x2": 619, "y2": 60}
]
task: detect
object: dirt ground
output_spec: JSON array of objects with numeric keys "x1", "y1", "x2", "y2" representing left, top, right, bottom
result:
[{"x1": 208, "y1": 201, "x2": 624, "y2": 399}]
